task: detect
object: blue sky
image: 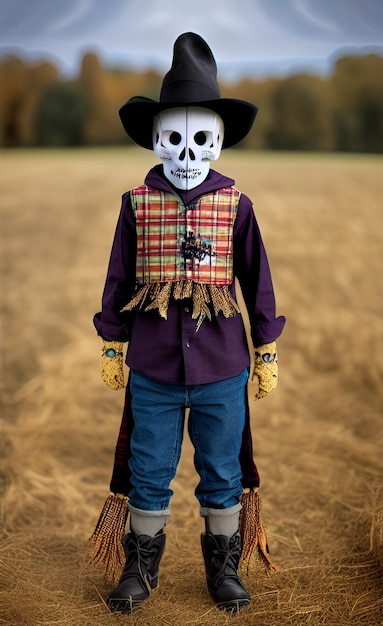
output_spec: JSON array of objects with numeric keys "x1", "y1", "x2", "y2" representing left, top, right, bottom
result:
[{"x1": 1, "y1": 0, "x2": 382, "y2": 80}]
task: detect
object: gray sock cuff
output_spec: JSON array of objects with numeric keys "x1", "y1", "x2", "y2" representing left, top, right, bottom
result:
[
  {"x1": 200, "y1": 503, "x2": 242, "y2": 537},
  {"x1": 128, "y1": 503, "x2": 170, "y2": 536}
]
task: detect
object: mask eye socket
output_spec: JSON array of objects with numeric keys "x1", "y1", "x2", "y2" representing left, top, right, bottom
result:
[
  {"x1": 194, "y1": 131, "x2": 207, "y2": 146},
  {"x1": 169, "y1": 131, "x2": 182, "y2": 145}
]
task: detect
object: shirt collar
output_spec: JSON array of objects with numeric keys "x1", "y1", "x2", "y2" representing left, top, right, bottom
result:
[{"x1": 144, "y1": 165, "x2": 235, "y2": 204}]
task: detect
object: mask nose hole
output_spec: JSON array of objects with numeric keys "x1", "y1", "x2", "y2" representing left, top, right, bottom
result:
[
  {"x1": 188, "y1": 148, "x2": 195, "y2": 160},
  {"x1": 179, "y1": 147, "x2": 186, "y2": 161}
]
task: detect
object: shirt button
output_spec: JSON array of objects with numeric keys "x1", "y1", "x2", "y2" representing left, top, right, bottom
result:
[
  {"x1": 184, "y1": 306, "x2": 190, "y2": 313},
  {"x1": 186, "y1": 342, "x2": 190, "y2": 348}
]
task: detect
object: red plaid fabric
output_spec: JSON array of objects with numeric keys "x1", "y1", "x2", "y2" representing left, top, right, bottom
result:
[{"x1": 131, "y1": 186, "x2": 240, "y2": 286}]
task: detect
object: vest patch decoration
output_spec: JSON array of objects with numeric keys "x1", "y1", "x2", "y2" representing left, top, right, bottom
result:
[{"x1": 121, "y1": 186, "x2": 241, "y2": 330}]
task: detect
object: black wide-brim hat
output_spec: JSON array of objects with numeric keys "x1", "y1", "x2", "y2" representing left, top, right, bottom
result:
[{"x1": 119, "y1": 32, "x2": 258, "y2": 150}]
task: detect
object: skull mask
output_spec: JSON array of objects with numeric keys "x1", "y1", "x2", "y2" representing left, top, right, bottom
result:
[{"x1": 153, "y1": 106, "x2": 224, "y2": 190}]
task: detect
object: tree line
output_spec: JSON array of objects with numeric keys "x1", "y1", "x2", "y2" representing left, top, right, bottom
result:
[{"x1": 1, "y1": 51, "x2": 382, "y2": 152}]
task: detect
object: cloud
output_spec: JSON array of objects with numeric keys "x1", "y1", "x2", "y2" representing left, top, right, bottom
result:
[
  {"x1": 260, "y1": 0, "x2": 383, "y2": 41},
  {"x1": 0, "y1": 0, "x2": 127, "y2": 39},
  {"x1": 49, "y1": 0, "x2": 95, "y2": 33},
  {"x1": 1, "y1": 0, "x2": 382, "y2": 79}
]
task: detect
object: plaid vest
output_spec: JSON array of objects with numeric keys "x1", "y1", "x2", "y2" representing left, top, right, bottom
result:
[{"x1": 131, "y1": 186, "x2": 240, "y2": 286}]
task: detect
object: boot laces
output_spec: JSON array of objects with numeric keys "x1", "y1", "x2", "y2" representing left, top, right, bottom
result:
[
  {"x1": 120, "y1": 536, "x2": 157, "y2": 582},
  {"x1": 212, "y1": 537, "x2": 240, "y2": 580}
]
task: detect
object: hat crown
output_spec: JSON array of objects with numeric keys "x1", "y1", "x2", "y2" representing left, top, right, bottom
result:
[
  {"x1": 118, "y1": 32, "x2": 258, "y2": 150},
  {"x1": 160, "y1": 32, "x2": 221, "y2": 103}
]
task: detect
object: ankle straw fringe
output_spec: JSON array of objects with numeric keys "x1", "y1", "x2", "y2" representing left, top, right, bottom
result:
[
  {"x1": 239, "y1": 488, "x2": 279, "y2": 574},
  {"x1": 89, "y1": 493, "x2": 129, "y2": 581},
  {"x1": 89, "y1": 491, "x2": 277, "y2": 579}
]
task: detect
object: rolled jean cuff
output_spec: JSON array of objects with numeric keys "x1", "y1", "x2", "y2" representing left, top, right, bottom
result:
[
  {"x1": 200, "y1": 502, "x2": 242, "y2": 518},
  {"x1": 128, "y1": 502, "x2": 171, "y2": 520}
]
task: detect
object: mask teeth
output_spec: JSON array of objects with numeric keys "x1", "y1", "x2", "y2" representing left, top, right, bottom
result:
[{"x1": 170, "y1": 168, "x2": 201, "y2": 180}]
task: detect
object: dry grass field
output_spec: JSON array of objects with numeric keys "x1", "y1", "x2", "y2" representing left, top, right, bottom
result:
[{"x1": 1, "y1": 147, "x2": 382, "y2": 626}]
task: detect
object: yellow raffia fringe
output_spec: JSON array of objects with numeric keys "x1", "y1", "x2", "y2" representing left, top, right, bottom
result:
[
  {"x1": 239, "y1": 488, "x2": 279, "y2": 574},
  {"x1": 144, "y1": 282, "x2": 173, "y2": 317},
  {"x1": 121, "y1": 280, "x2": 240, "y2": 330},
  {"x1": 89, "y1": 493, "x2": 129, "y2": 581}
]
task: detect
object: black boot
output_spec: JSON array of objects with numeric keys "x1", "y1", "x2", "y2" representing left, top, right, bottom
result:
[
  {"x1": 201, "y1": 531, "x2": 250, "y2": 614},
  {"x1": 107, "y1": 530, "x2": 166, "y2": 614}
]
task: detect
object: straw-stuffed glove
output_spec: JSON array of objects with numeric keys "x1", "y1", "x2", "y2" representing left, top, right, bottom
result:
[
  {"x1": 101, "y1": 340, "x2": 125, "y2": 390},
  {"x1": 252, "y1": 341, "x2": 278, "y2": 400}
]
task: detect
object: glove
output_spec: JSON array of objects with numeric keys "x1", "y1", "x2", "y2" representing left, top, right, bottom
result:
[
  {"x1": 252, "y1": 341, "x2": 278, "y2": 400},
  {"x1": 101, "y1": 340, "x2": 125, "y2": 390}
]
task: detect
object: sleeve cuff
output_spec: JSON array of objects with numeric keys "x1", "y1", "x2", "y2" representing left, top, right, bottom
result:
[
  {"x1": 93, "y1": 312, "x2": 130, "y2": 342},
  {"x1": 252, "y1": 315, "x2": 286, "y2": 347}
]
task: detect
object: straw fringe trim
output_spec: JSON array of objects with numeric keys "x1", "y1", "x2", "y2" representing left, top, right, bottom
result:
[
  {"x1": 89, "y1": 493, "x2": 129, "y2": 581},
  {"x1": 121, "y1": 280, "x2": 240, "y2": 331},
  {"x1": 239, "y1": 488, "x2": 279, "y2": 574}
]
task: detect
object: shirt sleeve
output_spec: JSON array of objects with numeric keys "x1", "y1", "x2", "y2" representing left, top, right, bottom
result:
[
  {"x1": 233, "y1": 193, "x2": 285, "y2": 347},
  {"x1": 93, "y1": 192, "x2": 137, "y2": 341}
]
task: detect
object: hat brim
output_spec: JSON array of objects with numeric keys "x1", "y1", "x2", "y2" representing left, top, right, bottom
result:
[{"x1": 119, "y1": 97, "x2": 258, "y2": 149}]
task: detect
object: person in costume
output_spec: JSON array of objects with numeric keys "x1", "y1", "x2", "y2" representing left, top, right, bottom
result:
[{"x1": 90, "y1": 32, "x2": 285, "y2": 615}]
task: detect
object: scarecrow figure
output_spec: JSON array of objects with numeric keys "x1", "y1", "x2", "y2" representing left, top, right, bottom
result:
[{"x1": 90, "y1": 32, "x2": 285, "y2": 615}]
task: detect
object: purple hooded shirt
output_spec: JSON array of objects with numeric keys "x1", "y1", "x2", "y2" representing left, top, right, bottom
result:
[{"x1": 94, "y1": 166, "x2": 285, "y2": 385}]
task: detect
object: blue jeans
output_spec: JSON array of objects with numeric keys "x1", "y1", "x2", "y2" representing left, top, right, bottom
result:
[{"x1": 128, "y1": 368, "x2": 249, "y2": 512}]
